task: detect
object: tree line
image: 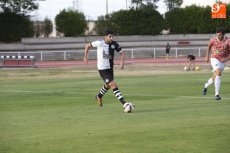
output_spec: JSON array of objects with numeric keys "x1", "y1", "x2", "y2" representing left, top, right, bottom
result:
[{"x1": 0, "y1": 0, "x2": 229, "y2": 42}]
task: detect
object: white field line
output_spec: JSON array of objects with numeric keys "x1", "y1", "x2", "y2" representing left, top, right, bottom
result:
[{"x1": 0, "y1": 89, "x2": 230, "y2": 100}]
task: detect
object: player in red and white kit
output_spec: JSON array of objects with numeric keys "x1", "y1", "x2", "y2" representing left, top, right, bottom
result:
[{"x1": 203, "y1": 27, "x2": 230, "y2": 100}]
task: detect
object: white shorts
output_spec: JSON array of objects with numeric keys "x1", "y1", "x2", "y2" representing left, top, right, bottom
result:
[{"x1": 210, "y1": 58, "x2": 225, "y2": 72}]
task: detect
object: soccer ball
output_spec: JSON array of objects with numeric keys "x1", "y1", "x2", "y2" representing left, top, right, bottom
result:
[
  {"x1": 195, "y1": 66, "x2": 200, "y2": 71},
  {"x1": 123, "y1": 102, "x2": 135, "y2": 113},
  {"x1": 184, "y1": 66, "x2": 189, "y2": 71}
]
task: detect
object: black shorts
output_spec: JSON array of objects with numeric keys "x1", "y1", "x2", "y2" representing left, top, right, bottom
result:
[{"x1": 98, "y1": 69, "x2": 114, "y2": 84}]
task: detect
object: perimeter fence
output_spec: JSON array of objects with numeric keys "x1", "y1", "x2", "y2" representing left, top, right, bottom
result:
[{"x1": 0, "y1": 47, "x2": 206, "y2": 61}]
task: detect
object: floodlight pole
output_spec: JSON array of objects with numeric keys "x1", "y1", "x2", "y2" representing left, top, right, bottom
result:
[{"x1": 106, "y1": 0, "x2": 108, "y2": 15}]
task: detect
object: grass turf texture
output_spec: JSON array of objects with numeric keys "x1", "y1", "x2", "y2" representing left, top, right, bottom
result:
[{"x1": 0, "y1": 66, "x2": 230, "y2": 153}]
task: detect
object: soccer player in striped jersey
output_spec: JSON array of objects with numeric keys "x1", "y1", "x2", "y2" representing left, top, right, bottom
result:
[
  {"x1": 203, "y1": 27, "x2": 230, "y2": 100},
  {"x1": 84, "y1": 29, "x2": 132, "y2": 110}
]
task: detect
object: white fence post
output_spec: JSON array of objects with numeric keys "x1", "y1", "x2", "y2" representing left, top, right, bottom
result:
[
  {"x1": 131, "y1": 49, "x2": 134, "y2": 59},
  {"x1": 41, "y1": 52, "x2": 43, "y2": 61},
  {"x1": 64, "y1": 51, "x2": 66, "y2": 60},
  {"x1": 176, "y1": 49, "x2": 178, "y2": 58}
]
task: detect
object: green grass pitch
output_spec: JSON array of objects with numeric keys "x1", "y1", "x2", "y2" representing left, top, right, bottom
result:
[{"x1": 0, "y1": 67, "x2": 229, "y2": 153}]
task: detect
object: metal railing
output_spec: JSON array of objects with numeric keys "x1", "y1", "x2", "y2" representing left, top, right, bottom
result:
[{"x1": 0, "y1": 47, "x2": 207, "y2": 61}]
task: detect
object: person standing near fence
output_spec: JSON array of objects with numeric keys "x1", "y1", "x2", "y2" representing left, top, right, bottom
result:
[
  {"x1": 165, "y1": 43, "x2": 170, "y2": 60},
  {"x1": 202, "y1": 27, "x2": 230, "y2": 100},
  {"x1": 84, "y1": 29, "x2": 134, "y2": 112}
]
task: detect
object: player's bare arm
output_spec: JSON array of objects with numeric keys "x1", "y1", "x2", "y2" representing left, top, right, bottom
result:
[
  {"x1": 84, "y1": 43, "x2": 92, "y2": 64},
  {"x1": 120, "y1": 52, "x2": 125, "y2": 70},
  {"x1": 220, "y1": 55, "x2": 230, "y2": 63}
]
